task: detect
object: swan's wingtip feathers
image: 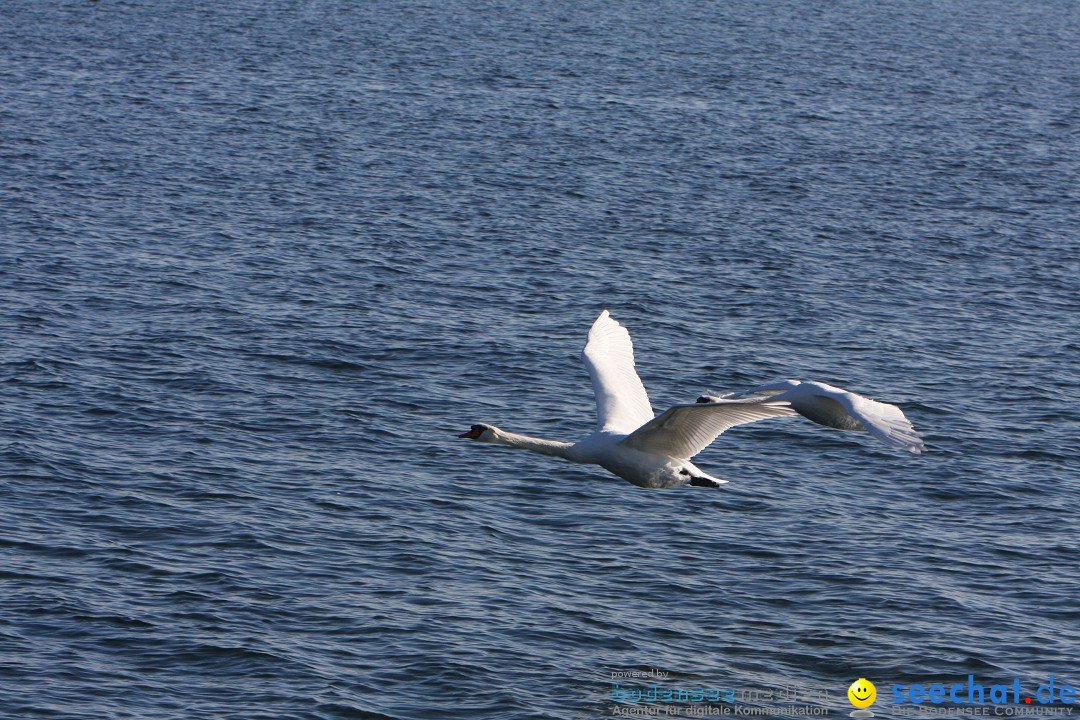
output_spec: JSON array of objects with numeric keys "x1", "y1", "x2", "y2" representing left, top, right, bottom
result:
[
  {"x1": 899, "y1": 435, "x2": 926, "y2": 453},
  {"x1": 591, "y1": 309, "x2": 617, "y2": 330}
]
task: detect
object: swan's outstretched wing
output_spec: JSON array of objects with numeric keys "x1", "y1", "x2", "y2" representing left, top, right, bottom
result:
[
  {"x1": 580, "y1": 310, "x2": 655, "y2": 433},
  {"x1": 809, "y1": 382, "x2": 925, "y2": 453},
  {"x1": 708, "y1": 380, "x2": 924, "y2": 453},
  {"x1": 620, "y1": 398, "x2": 794, "y2": 459}
]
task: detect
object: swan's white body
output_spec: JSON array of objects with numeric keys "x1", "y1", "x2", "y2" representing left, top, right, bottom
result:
[
  {"x1": 460, "y1": 311, "x2": 794, "y2": 488},
  {"x1": 700, "y1": 379, "x2": 924, "y2": 453}
]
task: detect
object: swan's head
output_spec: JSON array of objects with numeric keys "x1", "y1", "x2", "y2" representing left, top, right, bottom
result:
[{"x1": 458, "y1": 423, "x2": 496, "y2": 441}]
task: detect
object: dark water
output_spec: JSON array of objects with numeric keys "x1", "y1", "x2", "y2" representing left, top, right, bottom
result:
[{"x1": 2, "y1": 1, "x2": 1078, "y2": 718}]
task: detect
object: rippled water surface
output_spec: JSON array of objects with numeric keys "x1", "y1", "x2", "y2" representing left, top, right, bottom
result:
[{"x1": 2, "y1": 1, "x2": 1078, "y2": 718}]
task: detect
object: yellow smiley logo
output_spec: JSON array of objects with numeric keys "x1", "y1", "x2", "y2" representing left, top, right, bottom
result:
[{"x1": 848, "y1": 678, "x2": 877, "y2": 709}]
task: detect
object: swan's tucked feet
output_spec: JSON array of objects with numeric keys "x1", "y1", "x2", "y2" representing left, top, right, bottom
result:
[{"x1": 680, "y1": 469, "x2": 725, "y2": 488}]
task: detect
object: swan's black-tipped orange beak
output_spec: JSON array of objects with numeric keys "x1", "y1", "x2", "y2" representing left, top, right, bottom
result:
[{"x1": 458, "y1": 427, "x2": 483, "y2": 439}]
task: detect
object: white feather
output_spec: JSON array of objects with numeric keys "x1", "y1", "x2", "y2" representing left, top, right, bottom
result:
[
  {"x1": 713, "y1": 380, "x2": 925, "y2": 453},
  {"x1": 580, "y1": 309, "x2": 654, "y2": 433},
  {"x1": 461, "y1": 314, "x2": 926, "y2": 490},
  {"x1": 621, "y1": 399, "x2": 795, "y2": 459}
]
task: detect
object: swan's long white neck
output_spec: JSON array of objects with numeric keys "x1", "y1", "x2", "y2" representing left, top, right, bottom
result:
[{"x1": 488, "y1": 429, "x2": 575, "y2": 459}]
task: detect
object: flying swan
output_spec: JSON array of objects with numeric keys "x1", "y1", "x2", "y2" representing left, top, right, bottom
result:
[
  {"x1": 697, "y1": 380, "x2": 924, "y2": 453},
  {"x1": 458, "y1": 310, "x2": 796, "y2": 488}
]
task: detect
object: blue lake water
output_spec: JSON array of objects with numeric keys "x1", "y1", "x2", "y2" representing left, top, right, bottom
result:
[{"x1": 1, "y1": 1, "x2": 1078, "y2": 718}]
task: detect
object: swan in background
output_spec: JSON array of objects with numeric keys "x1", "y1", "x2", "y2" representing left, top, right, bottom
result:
[
  {"x1": 459, "y1": 310, "x2": 794, "y2": 488},
  {"x1": 697, "y1": 379, "x2": 924, "y2": 453}
]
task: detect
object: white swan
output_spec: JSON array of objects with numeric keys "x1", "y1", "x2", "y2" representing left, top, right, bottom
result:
[
  {"x1": 697, "y1": 380, "x2": 924, "y2": 453},
  {"x1": 458, "y1": 311, "x2": 794, "y2": 488}
]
